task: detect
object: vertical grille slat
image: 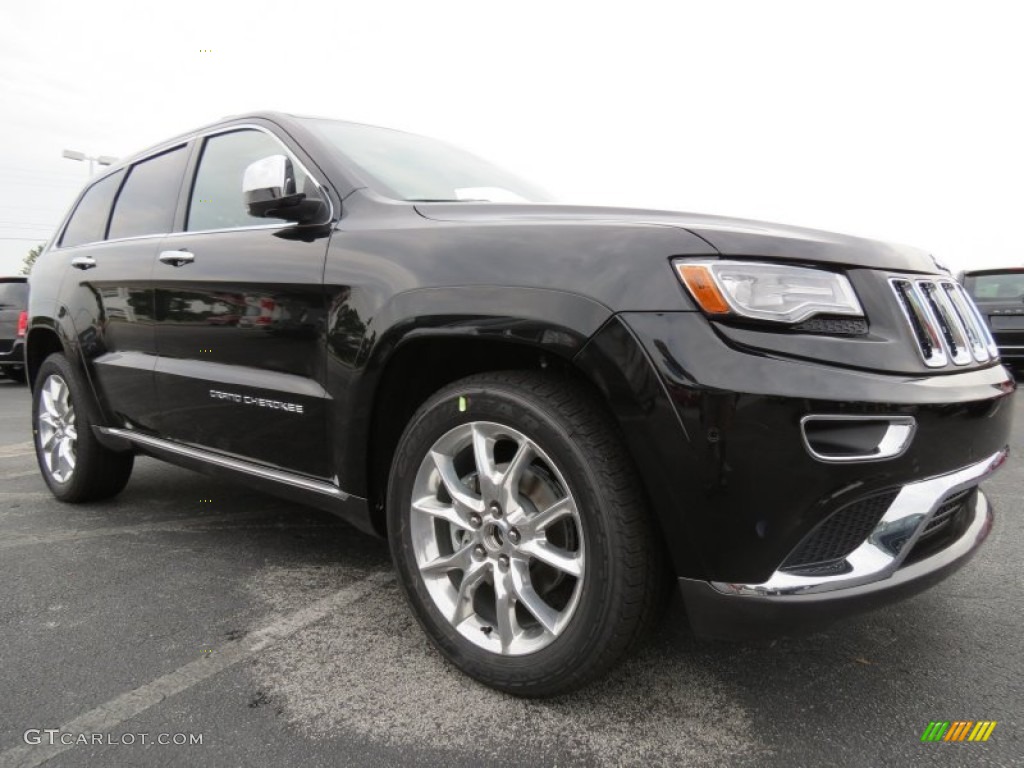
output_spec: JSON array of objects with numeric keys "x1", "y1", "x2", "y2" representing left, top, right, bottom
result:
[
  {"x1": 948, "y1": 281, "x2": 999, "y2": 360},
  {"x1": 889, "y1": 277, "x2": 999, "y2": 368},
  {"x1": 941, "y1": 281, "x2": 991, "y2": 362},
  {"x1": 919, "y1": 281, "x2": 971, "y2": 365},
  {"x1": 891, "y1": 278, "x2": 947, "y2": 367}
]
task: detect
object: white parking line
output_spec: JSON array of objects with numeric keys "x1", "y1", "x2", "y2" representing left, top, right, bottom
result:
[
  {"x1": 0, "y1": 442, "x2": 34, "y2": 458},
  {"x1": 0, "y1": 470, "x2": 41, "y2": 480},
  {"x1": 0, "y1": 570, "x2": 391, "y2": 768},
  {"x1": 0, "y1": 514, "x2": 342, "y2": 550}
]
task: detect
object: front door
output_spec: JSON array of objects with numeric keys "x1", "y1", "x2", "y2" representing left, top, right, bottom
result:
[{"x1": 151, "y1": 128, "x2": 331, "y2": 478}]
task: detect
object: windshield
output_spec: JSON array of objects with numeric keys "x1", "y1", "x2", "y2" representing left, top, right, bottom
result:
[
  {"x1": 299, "y1": 118, "x2": 553, "y2": 203},
  {"x1": 964, "y1": 271, "x2": 1024, "y2": 303}
]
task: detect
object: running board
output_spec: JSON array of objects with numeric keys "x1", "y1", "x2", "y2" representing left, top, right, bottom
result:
[{"x1": 96, "y1": 426, "x2": 350, "y2": 501}]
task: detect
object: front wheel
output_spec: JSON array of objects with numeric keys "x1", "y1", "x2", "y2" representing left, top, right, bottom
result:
[
  {"x1": 387, "y1": 371, "x2": 664, "y2": 696},
  {"x1": 32, "y1": 353, "x2": 134, "y2": 502}
]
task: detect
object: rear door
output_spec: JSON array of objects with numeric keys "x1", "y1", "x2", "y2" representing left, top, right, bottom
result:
[
  {"x1": 151, "y1": 127, "x2": 332, "y2": 478},
  {"x1": 53, "y1": 145, "x2": 189, "y2": 430}
]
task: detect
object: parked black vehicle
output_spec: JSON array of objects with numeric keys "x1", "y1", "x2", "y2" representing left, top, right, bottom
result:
[
  {"x1": 961, "y1": 267, "x2": 1024, "y2": 369},
  {"x1": 26, "y1": 112, "x2": 1015, "y2": 696},
  {"x1": 0, "y1": 276, "x2": 28, "y2": 383}
]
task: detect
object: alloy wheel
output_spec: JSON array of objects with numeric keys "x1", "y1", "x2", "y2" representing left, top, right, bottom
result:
[
  {"x1": 409, "y1": 421, "x2": 586, "y2": 655},
  {"x1": 37, "y1": 373, "x2": 78, "y2": 483}
]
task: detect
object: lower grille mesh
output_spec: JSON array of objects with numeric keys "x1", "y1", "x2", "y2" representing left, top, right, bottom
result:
[
  {"x1": 782, "y1": 490, "x2": 900, "y2": 573},
  {"x1": 918, "y1": 488, "x2": 975, "y2": 542}
]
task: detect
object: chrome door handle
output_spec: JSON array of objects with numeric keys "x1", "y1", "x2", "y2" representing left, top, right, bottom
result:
[
  {"x1": 159, "y1": 250, "x2": 195, "y2": 267},
  {"x1": 70, "y1": 256, "x2": 97, "y2": 270}
]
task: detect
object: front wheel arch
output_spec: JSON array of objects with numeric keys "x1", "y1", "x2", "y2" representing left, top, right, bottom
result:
[{"x1": 386, "y1": 370, "x2": 667, "y2": 695}]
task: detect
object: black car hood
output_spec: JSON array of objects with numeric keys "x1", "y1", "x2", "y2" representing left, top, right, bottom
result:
[{"x1": 415, "y1": 203, "x2": 939, "y2": 274}]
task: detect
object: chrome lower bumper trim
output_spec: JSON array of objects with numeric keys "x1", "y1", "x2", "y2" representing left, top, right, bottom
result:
[
  {"x1": 97, "y1": 426, "x2": 349, "y2": 501},
  {"x1": 712, "y1": 448, "x2": 1007, "y2": 598}
]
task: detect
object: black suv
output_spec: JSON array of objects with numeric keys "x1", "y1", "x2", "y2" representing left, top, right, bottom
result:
[
  {"x1": 0, "y1": 276, "x2": 28, "y2": 383},
  {"x1": 962, "y1": 267, "x2": 1024, "y2": 369},
  {"x1": 26, "y1": 112, "x2": 1015, "y2": 696}
]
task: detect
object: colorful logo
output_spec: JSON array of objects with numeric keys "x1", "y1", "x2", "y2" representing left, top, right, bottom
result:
[{"x1": 921, "y1": 721, "x2": 997, "y2": 742}]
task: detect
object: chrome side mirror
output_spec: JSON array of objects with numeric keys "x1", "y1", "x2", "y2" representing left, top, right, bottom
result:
[
  {"x1": 242, "y1": 155, "x2": 323, "y2": 223},
  {"x1": 243, "y1": 155, "x2": 299, "y2": 217}
]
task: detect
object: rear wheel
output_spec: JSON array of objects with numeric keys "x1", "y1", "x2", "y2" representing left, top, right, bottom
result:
[
  {"x1": 387, "y1": 371, "x2": 664, "y2": 696},
  {"x1": 32, "y1": 353, "x2": 134, "y2": 502}
]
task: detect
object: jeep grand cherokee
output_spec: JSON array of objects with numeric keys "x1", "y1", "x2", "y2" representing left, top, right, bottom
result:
[{"x1": 26, "y1": 112, "x2": 1015, "y2": 696}]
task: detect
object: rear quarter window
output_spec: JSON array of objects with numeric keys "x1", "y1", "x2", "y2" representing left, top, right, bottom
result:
[
  {"x1": 60, "y1": 171, "x2": 125, "y2": 248},
  {"x1": 108, "y1": 145, "x2": 189, "y2": 240}
]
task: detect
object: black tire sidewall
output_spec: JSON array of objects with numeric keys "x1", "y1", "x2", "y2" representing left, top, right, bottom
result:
[
  {"x1": 387, "y1": 378, "x2": 630, "y2": 693},
  {"x1": 32, "y1": 353, "x2": 128, "y2": 501}
]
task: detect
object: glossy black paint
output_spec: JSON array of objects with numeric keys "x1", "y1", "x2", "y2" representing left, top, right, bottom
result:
[
  {"x1": 25, "y1": 111, "x2": 1016, "y2": 605},
  {"x1": 418, "y1": 203, "x2": 939, "y2": 273},
  {"x1": 150, "y1": 226, "x2": 332, "y2": 476},
  {"x1": 620, "y1": 311, "x2": 1014, "y2": 582},
  {"x1": 678, "y1": 494, "x2": 993, "y2": 639}
]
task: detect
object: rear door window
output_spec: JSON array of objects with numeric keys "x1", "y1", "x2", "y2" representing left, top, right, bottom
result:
[
  {"x1": 108, "y1": 146, "x2": 189, "y2": 240},
  {"x1": 60, "y1": 171, "x2": 124, "y2": 247}
]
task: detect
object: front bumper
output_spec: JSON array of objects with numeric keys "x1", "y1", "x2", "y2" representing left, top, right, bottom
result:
[
  {"x1": 575, "y1": 311, "x2": 1015, "y2": 637},
  {"x1": 679, "y1": 450, "x2": 1004, "y2": 638}
]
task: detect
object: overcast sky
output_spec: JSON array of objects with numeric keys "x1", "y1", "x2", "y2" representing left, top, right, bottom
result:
[{"x1": 2, "y1": 1, "x2": 1022, "y2": 275}]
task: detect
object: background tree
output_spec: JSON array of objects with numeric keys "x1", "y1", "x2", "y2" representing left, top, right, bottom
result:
[{"x1": 21, "y1": 243, "x2": 45, "y2": 275}]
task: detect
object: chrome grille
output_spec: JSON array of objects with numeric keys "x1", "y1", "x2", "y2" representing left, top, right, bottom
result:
[{"x1": 889, "y1": 278, "x2": 998, "y2": 367}]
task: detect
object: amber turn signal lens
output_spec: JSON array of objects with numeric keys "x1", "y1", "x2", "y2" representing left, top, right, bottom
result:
[{"x1": 675, "y1": 264, "x2": 730, "y2": 314}]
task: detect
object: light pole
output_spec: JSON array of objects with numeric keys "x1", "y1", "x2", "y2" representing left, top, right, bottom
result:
[{"x1": 62, "y1": 149, "x2": 118, "y2": 175}]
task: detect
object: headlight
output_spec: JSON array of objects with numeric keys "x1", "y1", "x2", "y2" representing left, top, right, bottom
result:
[{"x1": 673, "y1": 260, "x2": 864, "y2": 323}]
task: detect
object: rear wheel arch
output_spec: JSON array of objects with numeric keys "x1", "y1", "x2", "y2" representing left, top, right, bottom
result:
[{"x1": 25, "y1": 326, "x2": 65, "y2": 389}]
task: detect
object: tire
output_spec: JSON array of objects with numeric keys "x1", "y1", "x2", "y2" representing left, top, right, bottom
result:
[
  {"x1": 387, "y1": 371, "x2": 665, "y2": 696},
  {"x1": 32, "y1": 353, "x2": 134, "y2": 502}
]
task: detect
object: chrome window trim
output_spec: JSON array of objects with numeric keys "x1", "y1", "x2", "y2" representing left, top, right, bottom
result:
[
  {"x1": 52, "y1": 123, "x2": 335, "y2": 251},
  {"x1": 799, "y1": 414, "x2": 917, "y2": 463},
  {"x1": 183, "y1": 123, "x2": 335, "y2": 233},
  {"x1": 711, "y1": 449, "x2": 1006, "y2": 598}
]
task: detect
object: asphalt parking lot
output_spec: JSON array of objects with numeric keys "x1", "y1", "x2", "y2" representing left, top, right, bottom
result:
[{"x1": 0, "y1": 375, "x2": 1020, "y2": 768}]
